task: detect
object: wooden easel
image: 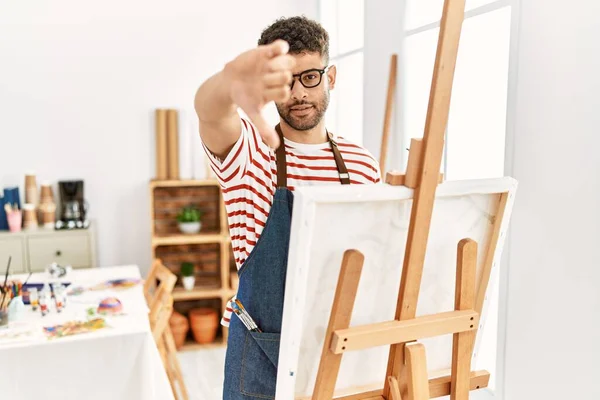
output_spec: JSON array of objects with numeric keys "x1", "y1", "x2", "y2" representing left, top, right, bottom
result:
[
  {"x1": 379, "y1": 53, "x2": 397, "y2": 175},
  {"x1": 311, "y1": 1, "x2": 485, "y2": 399}
]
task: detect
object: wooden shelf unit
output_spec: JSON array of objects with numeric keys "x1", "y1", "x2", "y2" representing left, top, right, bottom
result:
[{"x1": 150, "y1": 179, "x2": 234, "y2": 348}]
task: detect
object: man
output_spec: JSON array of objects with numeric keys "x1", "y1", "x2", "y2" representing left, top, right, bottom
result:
[{"x1": 194, "y1": 16, "x2": 380, "y2": 400}]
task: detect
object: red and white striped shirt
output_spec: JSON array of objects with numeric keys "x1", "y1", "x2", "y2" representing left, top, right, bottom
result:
[{"x1": 202, "y1": 117, "x2": 381, "y2": 326}]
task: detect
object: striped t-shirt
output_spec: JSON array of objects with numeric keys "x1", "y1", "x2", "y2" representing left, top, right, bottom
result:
[{"x1": 202, "y1": 117, "x2": 382, "y2": 326}]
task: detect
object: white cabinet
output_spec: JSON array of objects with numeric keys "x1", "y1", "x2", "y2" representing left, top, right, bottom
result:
[
  {"x1": 0, "y1": 236, "x2": 27, "y2": 273},
  {"x1": 0, "y1": 223, "x2": 97, "y2": 273}
]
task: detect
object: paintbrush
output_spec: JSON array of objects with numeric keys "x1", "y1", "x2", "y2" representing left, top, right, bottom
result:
[
  {"x1": 0, "y1": 256, "x2": 11, "y2": 309},
  {"x1": 23, "y1": 272, "x2": 32, "y2": 286}
]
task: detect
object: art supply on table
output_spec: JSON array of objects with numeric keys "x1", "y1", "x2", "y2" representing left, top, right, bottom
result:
[
  {"x1": 29, "y1": 287, "x2": 39, "y2": 311},
  {"x1": 53, "y1": 283, "x2": 66, "y2": 312},
  {"x1": 46, "y1": 262, "x2": 72, "y2": 279},
  {"x1": 39, "y1": 283, "x2": 51, "y2": 316},
  {"x1": 89, "y1": 278, "x2": 141, "y2": 291},
  {"x1": 97, "y1": 297, "x2": 123, "y2": 315},
  {"x1": 232, "y1": 299, "x2": 262, "y2": 333},
  {"x1": 43, "y1": 317, "x2": 107, "y2": 339}
]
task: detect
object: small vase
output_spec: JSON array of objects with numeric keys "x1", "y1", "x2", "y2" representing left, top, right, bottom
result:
[
  {"x1": 189, "y1": 308, "x2": 218, "y2": 344},
  {"x1": 182, "y1": 276, "x2": 195, "y2": 291},
  {"x1": 169, "y1": 312, "x2": 189, "y2": 350},
  {"x1": 178, "y1": 222, "x2": 201, "y2": 234}
]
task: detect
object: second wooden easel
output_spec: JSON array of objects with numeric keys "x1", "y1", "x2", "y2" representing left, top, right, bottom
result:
[{"x1": 310, "y1": 1, "x2": 484, "y2": 399}]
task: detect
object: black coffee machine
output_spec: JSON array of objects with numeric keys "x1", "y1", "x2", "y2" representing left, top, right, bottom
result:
[{"x1": 56, "y1": 180, "x2": 89, "y2": 230}]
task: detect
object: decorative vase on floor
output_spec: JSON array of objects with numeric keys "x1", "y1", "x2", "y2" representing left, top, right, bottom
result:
[
  {"x1": 169, "y1": 312, "x2": 189, "y2": 349},
  {"x1": 189, "y1": 308, "x2": 218, "y2": 344}
]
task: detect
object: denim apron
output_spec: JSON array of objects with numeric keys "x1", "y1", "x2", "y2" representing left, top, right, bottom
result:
[{"x1": 223, "y1": 124, "x2": 350, "y2": 400}]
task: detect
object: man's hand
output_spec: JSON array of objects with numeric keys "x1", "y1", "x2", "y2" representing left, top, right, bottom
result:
[{"x1": 224, "y1": 40, "x2": 295, "y2": 149}]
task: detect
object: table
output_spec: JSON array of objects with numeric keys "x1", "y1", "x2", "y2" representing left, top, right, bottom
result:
[{"x1": 0, "y1": 265, "x2": 174, "y2": 400}]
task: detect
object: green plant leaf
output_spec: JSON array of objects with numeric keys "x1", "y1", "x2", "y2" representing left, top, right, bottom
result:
[
  {"x1": 176, "y1": 205, "x2": 203, "y2": 222},
  {"x1": 180, "y1": 262, "x2": 195, "y2": 277}
]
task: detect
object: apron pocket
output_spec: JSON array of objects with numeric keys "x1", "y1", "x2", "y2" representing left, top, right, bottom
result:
[{"x1": 240, "y1": 331, "x2": 281, "y2": 399}]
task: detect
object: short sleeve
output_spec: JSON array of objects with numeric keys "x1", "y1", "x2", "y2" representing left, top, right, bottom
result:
[{"x1": 201, "y1": 116, "x2": 274, "y2": 189}]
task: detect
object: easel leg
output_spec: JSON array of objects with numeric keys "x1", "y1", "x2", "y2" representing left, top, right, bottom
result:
[
  {"x1": 312, "y1": 250, "x2": 365, "y2": 400},
  {"x1": 405, "y1": 343, "x2": 430, "y2": 400},
  {"x1": 451, "y1": 239, "x2": 477, "y2": 400},
  {"x1": 383, "y1": 0, "x2": 467, "y2": 396},
  {"x1": 388, "y1": 376, "x2": 403, "y2": 400}
]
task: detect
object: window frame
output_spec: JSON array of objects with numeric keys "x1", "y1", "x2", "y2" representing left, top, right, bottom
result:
[{"x1": 319, "y1": 0, "x2": 366, "y2": 143}]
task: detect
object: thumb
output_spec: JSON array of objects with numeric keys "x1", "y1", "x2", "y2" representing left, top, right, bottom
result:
[
  {"x1": 246, "y1": 110, "x2": 281, "y2": 149},
  {"x1": 262, "y1": 39, "x2": 289, "y2": 59}
]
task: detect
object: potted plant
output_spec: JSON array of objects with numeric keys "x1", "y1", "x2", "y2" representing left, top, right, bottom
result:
[
  {"x1": 181, "y1": 262, "x2": 195, "y2": 291},
  {"x1": 176, "y1": 205, "x2": 202, "y2": 234}
]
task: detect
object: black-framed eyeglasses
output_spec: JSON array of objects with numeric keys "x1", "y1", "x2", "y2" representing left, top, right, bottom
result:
[{"x1": 290, "y1": 66, "x2": 329, "y2": 90}]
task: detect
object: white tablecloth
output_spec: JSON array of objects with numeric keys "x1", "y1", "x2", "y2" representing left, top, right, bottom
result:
[{"x1": 0, "y1": 265, "x2": 174, "y2": 400}]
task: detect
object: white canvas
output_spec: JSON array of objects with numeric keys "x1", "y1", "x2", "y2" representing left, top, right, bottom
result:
[{"x1": 276, "y1": 177, "x2": 517, "y2": 399}]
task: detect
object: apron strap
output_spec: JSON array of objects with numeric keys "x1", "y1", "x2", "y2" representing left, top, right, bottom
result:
[
  {"x1": 327, "y1": 132, "x2": 351, "y2": 185},
  {"x1": 275, "y1": 124, "x2": 288, "y2": 188},
  {"x1": 274, "y1": 124, "x2": 351, "y2": 187}
]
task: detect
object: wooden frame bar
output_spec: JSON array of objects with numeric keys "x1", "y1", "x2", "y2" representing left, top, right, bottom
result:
[
  {"x1": 406, "y1": 343, "x2": 430, "y2": 400},
  {"x1": 312, "y1": 250, "x2": 365, "y2": 400},
  {"x1": 331, "y1": 310, "x2": 479, "y2": 354},
  {"x1": 451, "y1": 239, "x2": 478, "y2": 399},
  {"x1": 475, "y1": 192, "x2": 509, "y2": 314},
  {"x1": 327, "y1": 371, "x2": 490, "y2": 400}
]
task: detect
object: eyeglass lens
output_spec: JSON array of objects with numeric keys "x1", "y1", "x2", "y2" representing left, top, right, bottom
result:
[{"x1": 291, "y1": 69, "x2": 325, "y2": 89}]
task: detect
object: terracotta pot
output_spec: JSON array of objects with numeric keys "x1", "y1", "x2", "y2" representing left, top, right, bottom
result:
[
  {"x1": 169, "y1": 312, "x2": 189, "y2": 350},
  {"x1": 189, "y1": 308, "x2": 219, "y2": 344}
]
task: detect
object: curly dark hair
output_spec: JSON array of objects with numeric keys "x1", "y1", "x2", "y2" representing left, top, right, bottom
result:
[{"x1": 258, "y1": 16, "x2": 329, "y2": 63}]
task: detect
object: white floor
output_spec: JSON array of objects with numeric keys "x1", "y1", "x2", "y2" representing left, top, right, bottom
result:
[{"x1": 178, "y1": 347, "x2": 227, "y2": 400}]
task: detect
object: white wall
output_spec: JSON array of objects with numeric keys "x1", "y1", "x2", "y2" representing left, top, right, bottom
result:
[
  {"x1": 0, "y1": 0, "x2": 317, "y2": 274},
  {"x1": 504, "y1": 0, "x2": 600, "y2": 398}
]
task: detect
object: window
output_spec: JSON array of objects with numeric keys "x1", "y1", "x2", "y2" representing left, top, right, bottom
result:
[
  {"x1": 402, "y1": 1, "x2": 511, "y2": 181},
  {"x1": 319, "y1": 0, "x2": 365, "y2": 145},
  {"x1": 402, "y1": 1, "x2": 513, "y2": 392}
]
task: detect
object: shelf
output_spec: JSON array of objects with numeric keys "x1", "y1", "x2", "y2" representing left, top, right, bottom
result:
[
  {"x1": 172, "y1": 287, "x2": 237, "y2": 301},
  {"x1": 150, "y1": 179, "x2": 220, "y2": 189},
  {"x1": 173, "y1": 287, "x2": 222, "y2": 301},
  {"x1": 152, "y1": 233, "x2": 226, "y2": 247},
  {"x1": 178, "y1": 337, "x2": 226, "y2": 352}
]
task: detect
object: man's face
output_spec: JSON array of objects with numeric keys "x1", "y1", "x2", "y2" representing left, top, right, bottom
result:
[{"x1": 275, "y1": 52, "x2": 336, "y2": 131}]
